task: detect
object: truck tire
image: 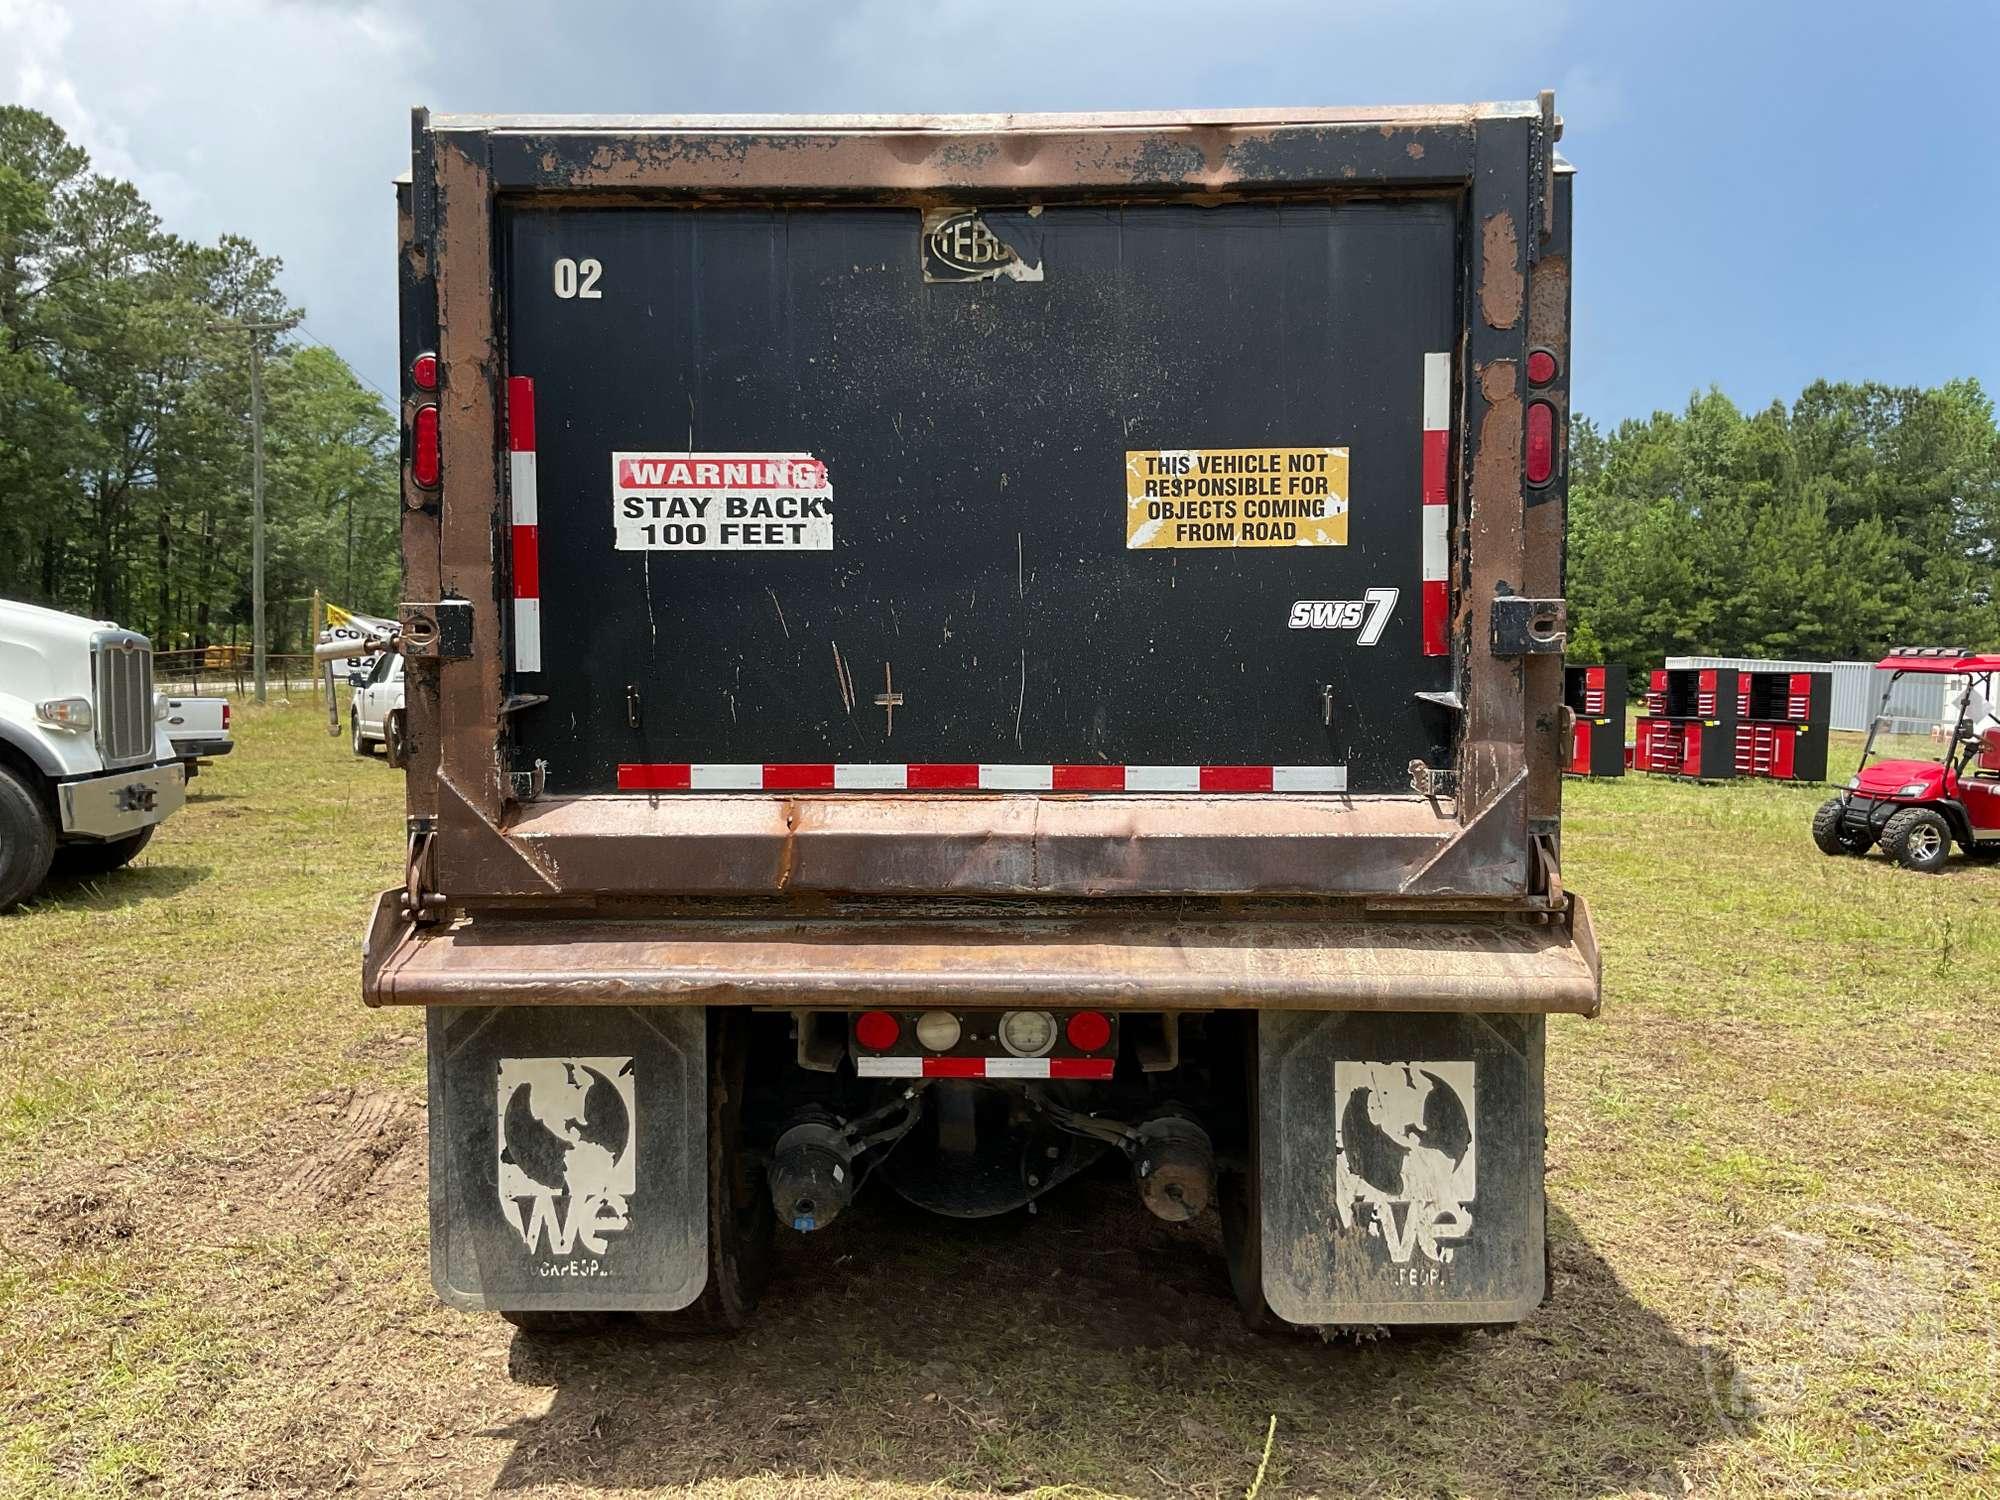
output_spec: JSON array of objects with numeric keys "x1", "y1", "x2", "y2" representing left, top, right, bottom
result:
[
  {"x1": 383, "y1": 711, "x2": 407, "y2": 770},
  {"x1": 1811, "y1": 797, "x2": 1871, "y2": 855},
  {"x1": 635, "y1": 1011, "x2": 774, "y2": 1335},
  {"x1": 53, "y1": 827, "x2": 155, "y2": 879},
  {"x1": 350, "y1": 709, "x2": 369, "y2": 756},
  {"x1": 1218, "y1": 1167, "x2": 1281, "y2": 1334},
  {"x1": 1880, "y1": 806, "x2": 1952, "y2": 873},
  {"x1": 0, "y1": 765, "x2": 58, "y2": 912},
  {"x1": 501, "y1": 1309, "x2": 614, "y2": 1336}
]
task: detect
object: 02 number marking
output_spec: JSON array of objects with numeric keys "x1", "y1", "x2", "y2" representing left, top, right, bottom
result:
[{"x1": 552, "y1": 257, "x2": 603, "y2": 300}]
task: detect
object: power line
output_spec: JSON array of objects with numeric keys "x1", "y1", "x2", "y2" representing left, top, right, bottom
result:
[{"x1": 293, "y1": 321, "x2": 397, "y2": 406}]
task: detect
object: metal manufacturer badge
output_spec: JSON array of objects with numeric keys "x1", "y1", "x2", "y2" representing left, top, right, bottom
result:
[{"x1": 922, "y1": 208, "x2": 1045, "y2": 283}]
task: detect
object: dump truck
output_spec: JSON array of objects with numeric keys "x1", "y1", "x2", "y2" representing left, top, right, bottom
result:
[
  {"x1": 362, "y1": 96, "x2": 1597, "y2": 1333},
  {"x1": 1, "y1": 598, "x2": 186, "y2": 909}
]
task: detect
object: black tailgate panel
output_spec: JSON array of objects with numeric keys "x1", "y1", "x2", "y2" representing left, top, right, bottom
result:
[{"x1": 504, "y1": 201, "x2": 1456, "y2": 793}]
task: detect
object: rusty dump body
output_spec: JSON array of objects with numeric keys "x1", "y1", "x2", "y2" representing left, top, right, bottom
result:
[
  {"x1": 376, "y1": 97, "x2": 1593, "y2": 1010},
  {"x1": 384, "y1": 98, "x2": 1595, "y2": 1329}
]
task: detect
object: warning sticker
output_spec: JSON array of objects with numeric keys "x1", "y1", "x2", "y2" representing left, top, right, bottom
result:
[
  {"x1": 613, "y1": 452, "x2": 833, "y2": 552},
  {"x1": 1126, "y1": 447, "x2": 1349, "y2": 550}
]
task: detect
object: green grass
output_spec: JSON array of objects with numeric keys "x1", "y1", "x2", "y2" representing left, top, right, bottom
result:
[{"x1": 1, "y1": 703, "x2": 1995, "y2": 1497}]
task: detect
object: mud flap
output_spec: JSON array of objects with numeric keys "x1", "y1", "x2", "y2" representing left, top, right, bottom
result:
[
  {"x1": 427, "y1": 1005, "x2": 707, "y2": 1311},
  {"x1": 1257, "y1": 1011, "x2": 1544, "y2": 1325}
]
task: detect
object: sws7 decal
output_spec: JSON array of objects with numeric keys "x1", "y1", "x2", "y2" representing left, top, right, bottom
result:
[{"x1": 1287, "y1": 587, "x2": 1399, "y2": 645}]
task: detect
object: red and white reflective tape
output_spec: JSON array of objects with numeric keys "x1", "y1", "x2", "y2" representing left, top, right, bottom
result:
[
  {"x1": 615, "y1": 763, "x2": 1349, "y2": 793},
  {"x1": 856, "y1": 1055, "x2": 1115, "y2": 1080},
  {"x1": 506, "y1": 376, "x2": 541, "y2": 673},
  {"x1": 1421, "y1": 351, "x2": 1450, "y2": 657}
]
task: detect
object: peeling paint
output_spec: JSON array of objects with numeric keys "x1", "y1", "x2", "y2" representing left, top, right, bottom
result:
[
  {"x1": 1479, "y1": 212, "x2": 1522, "y2": 330},
  {"x1": 1526, "y1": 253, "x2": 1568, "y2": 359}
]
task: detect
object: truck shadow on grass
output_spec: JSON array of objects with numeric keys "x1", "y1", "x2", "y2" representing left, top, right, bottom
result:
[
  {"x1": 31, "y1": 862, "x2": 210, "y2": 910},
  {"x1": 488, "y1": 1193, "x2": 1739, "y2": 1497}
]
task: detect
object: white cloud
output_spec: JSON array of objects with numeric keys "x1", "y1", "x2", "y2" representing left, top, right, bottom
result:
[{"x1": 2, "y1": 0, "x2": 1579, "y2": 397}]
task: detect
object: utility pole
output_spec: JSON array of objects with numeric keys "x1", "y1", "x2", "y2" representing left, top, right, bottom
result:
[{"x1": 210, "y1": 315, "x2": 298, "y2": 704}]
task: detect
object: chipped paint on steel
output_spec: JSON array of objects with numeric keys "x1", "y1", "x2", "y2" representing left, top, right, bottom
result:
[
  {"x1": 463, "y1": 112, "x2": 1499, "y2": 197},
  {"x1": 1479, "y1": 212, "x2": 1523, "y2": 330},
  {"x1": 359, "y1": 887, "x2": 1601, "y2": 1014},
  {"x1": 495, "y1": 791, "x2": 1483, "y2": 898}
]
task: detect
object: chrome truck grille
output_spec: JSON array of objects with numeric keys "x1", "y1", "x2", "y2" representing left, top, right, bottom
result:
[{"x1": 91, "y1": 630, "x2": 156, "y2": 767}]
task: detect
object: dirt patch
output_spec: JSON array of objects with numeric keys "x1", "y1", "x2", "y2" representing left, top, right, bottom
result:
[
  {"x1": 279, "y1": 1089, "x2": 423, "y2": 1209},
  {"x1": 36, "y1": 1187, "x2": 137, "y2": 1250}
]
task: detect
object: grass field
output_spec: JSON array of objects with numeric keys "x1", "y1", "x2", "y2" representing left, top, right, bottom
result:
[{"x1": 2, "y1": 701, "x2": 1996, "y2": 1499}]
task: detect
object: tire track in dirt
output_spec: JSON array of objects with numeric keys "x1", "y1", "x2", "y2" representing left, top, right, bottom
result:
[{"x1": 280, "y1": 1088, "x2": 422, "y2": 1209}]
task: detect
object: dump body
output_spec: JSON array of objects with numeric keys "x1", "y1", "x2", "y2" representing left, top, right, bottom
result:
[{"x1": 379, "y1": 101, "x2": 1595, "y2": 1331}]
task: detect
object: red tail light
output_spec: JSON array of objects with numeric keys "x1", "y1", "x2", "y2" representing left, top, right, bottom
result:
[
  {"x1": 412, "y1": 403, "x2": 441, "y2": 488},
  {"x1": 1525, "y1": 400, "x2": 1555, "y2": 487},
  {"x1": 222, "y1": 703, "x2": 231, "y2": 729},
  {"x1": 411, "y1": 351, "x2": 439, "y2": 392},
  {"x1": 854, "y1": 1011, "x2": 899, "y2": 1051},
  {"x1": 1066, "y1": 1010, "x2": 1112, "y2": 1053},
  {"x1": 1526, "y1": 348, "x2": 1558, "y2": 386}
]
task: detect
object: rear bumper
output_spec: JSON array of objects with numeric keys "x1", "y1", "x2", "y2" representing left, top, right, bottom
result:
[
  {"x1": 361, "y1": 891, "x2": 1600, "y2": 1015},
  {"x1": 57, "y1": 761, "x2": 185, "y2": 839},
  {"x1": 171, "y1": 735, "x2": 234, "y2": 760}
]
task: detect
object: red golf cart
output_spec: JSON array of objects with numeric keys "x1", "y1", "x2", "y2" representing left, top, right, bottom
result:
[{"x1": 1813, "y1": 648, "x2": 2000, "y2": 872}]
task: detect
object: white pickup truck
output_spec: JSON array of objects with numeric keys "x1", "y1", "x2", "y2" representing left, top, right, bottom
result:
[
  {"x1": 0, "y1": 598, "x2": 186, "y2": 909},
  {"x1": 349, "y1": 650, "x2": 406, "y2": 767},
  {"x1": 163, "y1": 695, "x2": 234, "y2": 777}
]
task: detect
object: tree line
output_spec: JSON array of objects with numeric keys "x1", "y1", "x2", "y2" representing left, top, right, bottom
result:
[
  {"x1": 0, "y1": 106, "x2": 399, "y2": 657},
  {"x1": 5, "y1": 103, "x2": 1996, "y2": 670},
  {"x1": 1567, "y1": 382, "x2": 2000, "y2": 667}
]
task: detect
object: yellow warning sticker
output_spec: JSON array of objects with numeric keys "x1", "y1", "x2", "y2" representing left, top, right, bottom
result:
[{"x1": 1125, "y1": 447, "x2": 1350, "y2": 550}]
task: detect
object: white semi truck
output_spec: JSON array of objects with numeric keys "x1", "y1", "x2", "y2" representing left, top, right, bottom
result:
[{"x1": 0, "y1": 599, "x2": 186, "y2": 909}]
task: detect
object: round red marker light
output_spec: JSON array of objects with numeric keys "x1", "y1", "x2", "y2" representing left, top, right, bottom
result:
[
  {"x1": 854, "y1": 1011, "x2": 899, "y2": 1051},
  {"x1": 411, "y1": 351, "x2": 439, "y2": 392},
  {"x1": 1066, "y1": 1010, "x2": 1112, "y2": 1053},
  {"x1": 1527, "y1": 348, "x2": 1558, "y2": 387}
]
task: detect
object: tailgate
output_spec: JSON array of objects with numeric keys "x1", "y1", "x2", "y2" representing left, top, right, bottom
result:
[{"x1": 501, "y1": 199, "x2": 1457, "y2": 797}]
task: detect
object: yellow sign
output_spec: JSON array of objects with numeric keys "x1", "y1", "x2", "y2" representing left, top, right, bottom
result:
[{"x1": 1126, "y1": 447, "x2": 1350, "y2": 550}]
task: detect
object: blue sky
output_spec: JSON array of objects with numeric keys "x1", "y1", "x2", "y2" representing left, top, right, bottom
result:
[{"x1": 5, "y1": 0, "x2": 1994, "y2": 426}]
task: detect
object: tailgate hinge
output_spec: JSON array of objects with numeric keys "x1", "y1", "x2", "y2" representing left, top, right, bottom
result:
[
  {"x1": 508, "y1": 758, "x2": 549, "y2": 804},
  {"x1": 1407, "y1": 759, "x2": 1458, "y2": 801},
  {"x1": 402, "y1": 816, "x2": 445, "y2": 924},
  {"x1": 1531, "y1": 829, "x2": 1564, "y2": 905}
]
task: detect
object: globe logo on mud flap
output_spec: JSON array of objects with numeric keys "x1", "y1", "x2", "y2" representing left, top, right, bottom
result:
[
  {"x1": 496, "y1": 1057, "x2": 636, "y2": 1257},
  {"x1": 1333, "y1": 1061, "x2": 1476, "y2": 1266}
]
